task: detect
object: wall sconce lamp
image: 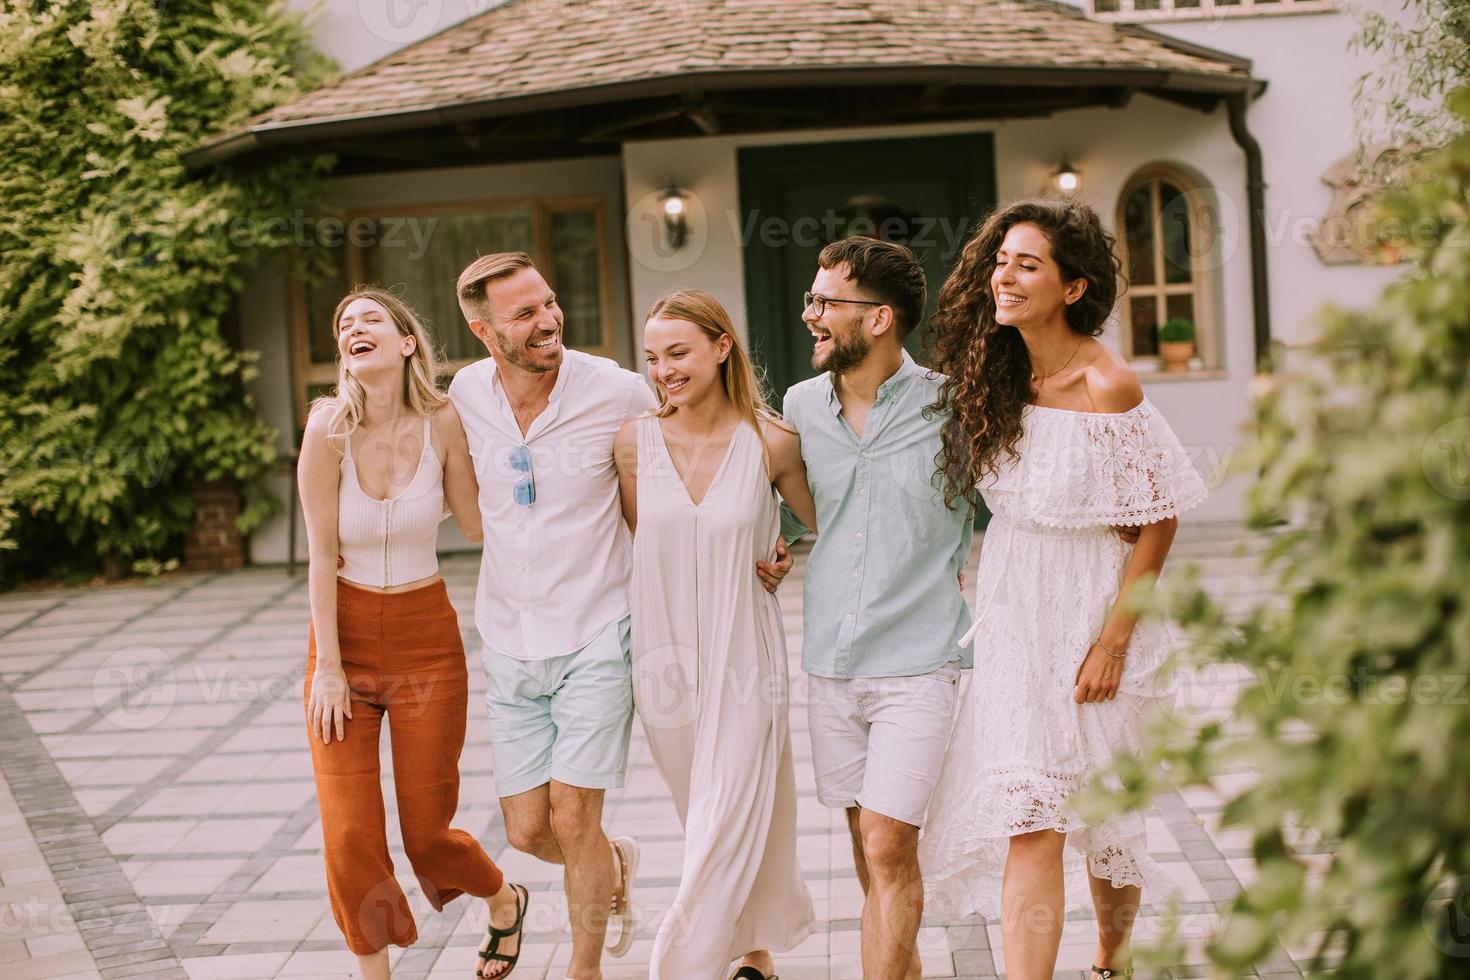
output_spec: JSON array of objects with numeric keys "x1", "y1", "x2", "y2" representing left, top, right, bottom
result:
[
  {"x1": 1051, "y1": 160, "x2": 1082, "y2": 196},
  {"x1": 658, "y1": 187, "x2": 690, "y2": 250}
]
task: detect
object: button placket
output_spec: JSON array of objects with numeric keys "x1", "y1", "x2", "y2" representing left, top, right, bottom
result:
[{"x1": 381, "y1": 500, "x2": 392, "y2": 587}]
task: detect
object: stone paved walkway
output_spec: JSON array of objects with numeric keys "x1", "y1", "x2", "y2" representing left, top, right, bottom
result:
[{"x1": 0, "y1": 524, "x2": 1320, "y2": 979}]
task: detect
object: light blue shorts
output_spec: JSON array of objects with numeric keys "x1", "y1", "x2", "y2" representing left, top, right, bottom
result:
[{"x1": 481, "y1": 616, "x2": 634, "y2": 798}]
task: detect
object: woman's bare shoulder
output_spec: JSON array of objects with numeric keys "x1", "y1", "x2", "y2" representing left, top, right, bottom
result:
[
  {"x1": 302, "y1": 400, "x2": 344, "y2": 454},
  {"x1": 1081, "y1": 347, "x2": 1144, "y2": 414},
  {"x1": 431, "y1": 398, "x2": 462, "y2": 427}
]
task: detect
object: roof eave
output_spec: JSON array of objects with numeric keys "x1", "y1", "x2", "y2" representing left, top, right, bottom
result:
[{"x1": 184, "y1": 63, "x2": 1258, "y2": 170}]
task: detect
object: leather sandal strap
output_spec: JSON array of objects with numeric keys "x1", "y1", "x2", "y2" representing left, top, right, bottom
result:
[
  {"x1": 479, "y1": 884, "x2": 527, "y2": 962},
  {"x1": 610, "y1": 841, "x2": 629, "y2": 910}
]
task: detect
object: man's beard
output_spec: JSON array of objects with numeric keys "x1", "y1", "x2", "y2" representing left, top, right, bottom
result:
[
  {"x1": 494, "y1": 328, "x2": 561, "y2": 373},
  {"x1": 813, "y1": 329, "x2": 870, "y2": 376}
]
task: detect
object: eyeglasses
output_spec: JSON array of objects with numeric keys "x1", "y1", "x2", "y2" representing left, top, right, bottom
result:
[
  {"x1": 803, "y1": 291, "x2": 886, "y2": 317},
  {"x1": 509, "y1": 445, "x2": 536, "y2": 507}
]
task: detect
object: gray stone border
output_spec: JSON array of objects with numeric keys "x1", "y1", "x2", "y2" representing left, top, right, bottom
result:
[{"x1": 0, "y1": 683, "x2": 186, "y2": 979}]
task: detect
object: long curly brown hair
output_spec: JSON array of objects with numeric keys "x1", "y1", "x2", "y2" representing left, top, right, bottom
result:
[{"x1": 928, "y1": 199, "x2": 1123, "y2": 511}]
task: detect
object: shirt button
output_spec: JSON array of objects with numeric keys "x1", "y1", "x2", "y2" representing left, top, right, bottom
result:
[
  {"x1": 845, "y1": 614, "x2": 854, "y2": 621},
  {"x1": 859, "y1": 488, "x2": 867, "y2": 496},
  {"x1": 855, "y1": 532, "x2": 864, "y2": 541}
]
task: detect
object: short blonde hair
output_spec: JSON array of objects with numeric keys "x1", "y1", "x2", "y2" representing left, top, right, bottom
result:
[{"x1": 456, "y1": 252, "x2": 535, "y2": 324}]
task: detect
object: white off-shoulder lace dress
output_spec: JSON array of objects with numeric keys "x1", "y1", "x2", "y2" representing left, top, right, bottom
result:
[{"x1": 919, "y1": 399, "x2": 1206, "y2": 919}]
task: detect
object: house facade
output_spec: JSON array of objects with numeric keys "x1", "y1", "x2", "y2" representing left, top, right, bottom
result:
[{"x1": 211, "y1": 0, "x2": 1404, "y2": 564}]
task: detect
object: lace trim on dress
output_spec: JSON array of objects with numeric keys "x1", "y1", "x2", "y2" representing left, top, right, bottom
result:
[{"x1": 997, "y1": 399, "x2": 1208, "y2": 529}]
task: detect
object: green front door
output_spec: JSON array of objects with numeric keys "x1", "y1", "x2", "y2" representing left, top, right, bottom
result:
[{"x1": 738, "y1": 132, "x2": 997, "y2": 400}]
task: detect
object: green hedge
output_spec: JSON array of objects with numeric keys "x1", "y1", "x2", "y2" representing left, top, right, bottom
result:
[{"x1": 0, "y1": 0, "x2": 334, "y2": 584}]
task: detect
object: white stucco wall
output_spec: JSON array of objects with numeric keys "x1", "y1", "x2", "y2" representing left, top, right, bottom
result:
[
  {"x1": 237, "y1": 258, "x2": 300, "y2": 568},
  {"x1": 287, "y1": 0, "x2": 509, "y2": 74},
  {"x1": 292, "y1": 0, "x2": 1405, "y2": 354},
  {"x1": 243, "y1": 1, "x2": 1414, "y2": 562},
  {"x1": 243, "y1": 154, "x2": 629, "y2": 565},
  {"x1": 622, "y1": 99, "x2": 1255, "y2": 521},
  {"x1": 614, "y1": 6, "x2": 1412, "y2": 524},
  {"x1": 1142, "y1": 8, "x2": 1404, "y2": 346}
]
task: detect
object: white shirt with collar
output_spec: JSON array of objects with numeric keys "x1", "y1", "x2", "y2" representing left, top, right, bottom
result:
[{"x1": 449, "y1": 349, "x2": 658, "y2": 661}]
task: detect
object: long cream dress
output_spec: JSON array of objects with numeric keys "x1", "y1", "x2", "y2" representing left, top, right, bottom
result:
[{"x1": 630, "y1": 414, "x2": 815, "y2": 980}]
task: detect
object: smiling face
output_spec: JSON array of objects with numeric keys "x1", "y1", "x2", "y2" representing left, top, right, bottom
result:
[
  {"x1": 644, "y1": 315, "x2": 731, "y2": 409},
  {"x1": 473, "y1": 266, "x2": 564, "y2": 374},
  {"x1": 990, "y1": 222, "x2": 1086, "y2": 330},
  {"x1": 337, "y1": 297, "x2": 415, "y2": 378},
  {"x1": 803, "y1": 263, "x2": 874, "y2": 375}
]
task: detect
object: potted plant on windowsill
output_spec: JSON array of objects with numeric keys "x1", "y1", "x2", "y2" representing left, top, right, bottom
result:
[{"x1": 1158, "y1": 318, "x2": 1196, "y2": 373}]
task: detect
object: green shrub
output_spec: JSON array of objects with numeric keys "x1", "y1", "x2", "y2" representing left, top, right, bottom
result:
[
  {"x1": 1084, "y1": 89, "x2": 1470, "y2": 979},
  {"x1": 1159, "y1": 317, "x2": 1195, "y2": 344},
  {"x1": 0, "y1": 0, "x2": 335, "y2": 584}
]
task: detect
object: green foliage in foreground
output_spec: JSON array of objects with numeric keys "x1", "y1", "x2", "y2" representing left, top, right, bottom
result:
[
  {"x1": 1353, "y1": 0, "x2": 1470, "y2": 150},
  {"x1": 0, "y1": 0, "x2": 333, "y2": 582},
  {"x1": 1084, "y1": 90, "x2": 1470, "y2": 978}
]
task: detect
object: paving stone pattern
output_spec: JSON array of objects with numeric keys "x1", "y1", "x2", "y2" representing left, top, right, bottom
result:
[{"x1": 0, "y1": 524, "x2": 1315, "y2": 979}]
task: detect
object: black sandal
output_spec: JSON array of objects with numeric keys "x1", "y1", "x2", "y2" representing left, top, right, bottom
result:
[
  {"x1": 730, "y1": 968, "x2": 779, "y2": 980},
  {"x1": 1091, "y1": 967, "x2": 1132, "y2": 979},
  {"x1": 477, "y1": 883, "x2": 528, "y2": 978}
]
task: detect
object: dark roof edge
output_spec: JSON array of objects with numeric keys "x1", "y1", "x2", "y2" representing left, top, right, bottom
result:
[
  {"x1": 185, "y1": 62, "x2": 1257, "y2": 170},
  {"x1": 1112, "y1": 20, "x2": 1256, "y2": 73},
  {"x1": 1020, "y1": 0, "x2": 1256, "y2": 75}
]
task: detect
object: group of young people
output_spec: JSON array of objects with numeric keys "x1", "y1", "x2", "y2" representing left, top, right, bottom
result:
[{"x1": 297, "y1": 197, "x2": 1207, "y2": 980}]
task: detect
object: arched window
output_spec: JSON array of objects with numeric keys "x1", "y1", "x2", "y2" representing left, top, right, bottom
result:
[{"x1": 1117, "y1": 164, "x2": 1217, "y2": 369}]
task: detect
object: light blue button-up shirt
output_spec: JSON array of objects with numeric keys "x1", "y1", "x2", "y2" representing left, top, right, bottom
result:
[{"x1": 781, "y1": 351, "x2": 973, "y2": 679}]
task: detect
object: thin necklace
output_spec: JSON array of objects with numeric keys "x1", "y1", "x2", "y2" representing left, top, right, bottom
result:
[{"x1": 1030, "y1": 339, "x2": 1083, "y2": 385}]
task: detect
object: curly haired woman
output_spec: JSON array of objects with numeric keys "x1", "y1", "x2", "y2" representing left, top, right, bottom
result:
[{"x1": 918, "y1": 200, "x2": 1206, "y2": 980}]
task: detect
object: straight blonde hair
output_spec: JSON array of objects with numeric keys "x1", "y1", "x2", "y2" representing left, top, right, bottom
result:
[
  {"x1": 645, "y1": 289, "x2": 789, "y2": 451},
  {"x1": 311, "y1": 287, "x2": 446, "y2": 446}
]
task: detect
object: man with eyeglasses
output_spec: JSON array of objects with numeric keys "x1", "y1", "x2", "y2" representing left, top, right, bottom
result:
[
  {"x1": 781, "y1": 237, "x2": 974, "y2": 980},
  {"x1": 448, "y1": 252, "x2": 795, "y2": 979}
]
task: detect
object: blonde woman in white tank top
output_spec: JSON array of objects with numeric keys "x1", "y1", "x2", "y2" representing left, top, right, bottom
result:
[{"x1": 297, "y1": 288, "x2": 528, "y2": 979}]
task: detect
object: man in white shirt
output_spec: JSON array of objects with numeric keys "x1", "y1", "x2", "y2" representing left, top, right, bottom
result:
[
  {"x1": 450, "y1": 253, "x2": 794, "y2": 980},
  {"x1": 449, "y1": 252, "x2": 648, "y2": 978}
]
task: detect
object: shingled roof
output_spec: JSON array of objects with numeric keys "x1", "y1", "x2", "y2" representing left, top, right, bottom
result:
[{"x1": 189, "y1": 0, "x2": 1257, "y2": 168}]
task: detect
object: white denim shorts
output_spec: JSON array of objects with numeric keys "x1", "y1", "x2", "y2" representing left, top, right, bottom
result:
[
  {"x1": 481, "y1": 616, "x2": 634, "y2": 798},
  {"x1": 806, "y1": 661, "x2": 961, "y2": 827}
]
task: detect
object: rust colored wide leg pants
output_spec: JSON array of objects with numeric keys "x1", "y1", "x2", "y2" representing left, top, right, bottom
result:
[{"x1": 305, "y1": 578, "x2": 504, "y2": 955}]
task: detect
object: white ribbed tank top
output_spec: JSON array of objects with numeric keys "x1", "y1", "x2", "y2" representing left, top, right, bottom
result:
[{"x1": 338, "y1": 415, "x2": 444, "y2": 588}]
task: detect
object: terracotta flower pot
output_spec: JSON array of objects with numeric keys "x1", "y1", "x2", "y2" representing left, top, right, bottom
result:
[{"x1": 1159, "y1": 341, "x2": 1195, "y2": 373}]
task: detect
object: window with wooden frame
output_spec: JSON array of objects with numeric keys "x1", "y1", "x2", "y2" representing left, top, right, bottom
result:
[
  {"x1": 1116, "y1": 165, "x2": 1219, "y2": 370},
  {"x1": 1087, "y1": 0, "x2": 1333, "y2": 21},
  {"x1": 288, "y1": 197, "x2": 613, "y2": 424}
]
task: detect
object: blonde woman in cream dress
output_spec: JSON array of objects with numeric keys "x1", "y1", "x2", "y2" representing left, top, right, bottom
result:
[{"x1": 613, "y1": 289, "x2": 819, "y2": 980}]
